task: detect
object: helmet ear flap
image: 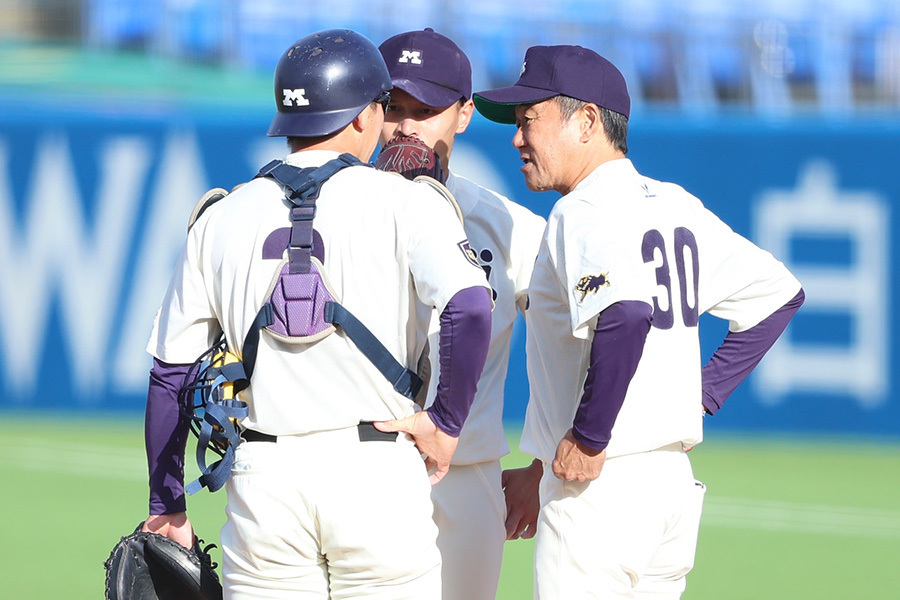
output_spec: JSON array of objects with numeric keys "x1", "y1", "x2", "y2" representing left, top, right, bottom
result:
[{"x1": 268, "y1": 29, "x2": 393, "y2": 138}]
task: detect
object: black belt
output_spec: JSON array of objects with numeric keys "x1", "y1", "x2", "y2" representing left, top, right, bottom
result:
[
  {"x1": 241, "y1": 422, "x2": 398, "y2": 444},
  {"x1": 240, "y1": 429, "x2": 277, "y2": 443}
]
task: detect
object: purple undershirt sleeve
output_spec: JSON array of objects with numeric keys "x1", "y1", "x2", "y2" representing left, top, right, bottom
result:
[
  {"x1": 572, "y1": 301, "x2": 653, "y2": 452},
  {"x1": 145, "y1": 358, "x2": 192, "y2": 515},
  {"x1": 702, "y1": 289, "x2": 805, "y2": 415},
  {"x1": 426, "y1": 286, "x2": 493, "y2": 437}
]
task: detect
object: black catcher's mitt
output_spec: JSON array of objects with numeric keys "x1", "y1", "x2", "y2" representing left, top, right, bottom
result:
[
  {"x1": 375, "y1": 135, "x2": 446, "y2": 183},
  {"x1": 104, "y1": 523, "x2": 222, "y2": 600}
]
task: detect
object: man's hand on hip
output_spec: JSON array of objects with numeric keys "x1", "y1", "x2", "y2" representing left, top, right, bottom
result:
[
  {"x1": 375, "y1": 411, "x2": 458, "y2": 485},
  {"x1": 552, "y1": 429, "x2": 606, "y2": 482}
]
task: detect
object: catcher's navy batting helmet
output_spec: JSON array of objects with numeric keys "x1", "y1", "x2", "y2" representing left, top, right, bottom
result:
[{"x1": 268, "y1": 29, "x2": 392, "y2": 138}]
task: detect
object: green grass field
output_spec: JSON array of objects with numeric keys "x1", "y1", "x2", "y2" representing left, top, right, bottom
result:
[{"x1": 2, "y1": 414, "x2": 898, "y2": 599}]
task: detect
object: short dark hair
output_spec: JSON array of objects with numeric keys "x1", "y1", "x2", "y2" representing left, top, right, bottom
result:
[
  {"x1": 553, "y1": 95, "x2": 628, "y2": 155},
  {"x1": 553, "y1": 95, "x2": 587, "y2": 122},
  {"x1": 599, "y1": 106, "x2": 628, "y2": 155},
  {"x1": 287, "y1": 135, "x2": 328, "y2": 152},
  {"x1": 286, "y1": 127, "x2": 344, "y2": 152}
]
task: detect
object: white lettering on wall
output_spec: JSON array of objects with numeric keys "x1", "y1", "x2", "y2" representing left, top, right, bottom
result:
[
  {"x1": 0, "y1": 135, "x2": 150, "y2": 401},
  {"x1": 754, "y1": 160, "x2": 889, "y2": 407}
]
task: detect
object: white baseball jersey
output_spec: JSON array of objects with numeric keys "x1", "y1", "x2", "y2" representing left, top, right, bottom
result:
[
  {"x1": 148, "y1": 150, "x2": 489, "y2": 435},
  {"x1": 421, "y1": 171, "x2": 546, "y2": 464},
  {"x1": 521, "y1": 158, "x2": 801, "y2": 462}
]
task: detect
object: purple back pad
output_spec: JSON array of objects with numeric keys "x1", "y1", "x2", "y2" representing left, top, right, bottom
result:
[{"x1": 267, "y1": 261, "x2": 335, "y2": 338}]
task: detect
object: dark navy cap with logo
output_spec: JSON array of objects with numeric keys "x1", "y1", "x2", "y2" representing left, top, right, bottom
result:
[
  {"x1": 473, "y1": 45, "x2": 630, "y2": 124},
  {"x1": 379, "y1": 28, "x2": 472, "y2": 108}
]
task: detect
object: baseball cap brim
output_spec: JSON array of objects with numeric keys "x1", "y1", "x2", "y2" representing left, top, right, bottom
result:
[
  {"x1": 392, "y1": 77, "x2": 465, "y2": 108},
  {"x1": 473, "y1": 85, "x2": 559, "y2": 124},
  {"x1": 267, "y1": 105, "x2": 366, "y2": 138}
]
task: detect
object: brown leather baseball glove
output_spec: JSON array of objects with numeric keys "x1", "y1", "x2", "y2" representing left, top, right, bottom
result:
[{"x1": 374, "y1": 135, "x2": 446, "y2": 183}]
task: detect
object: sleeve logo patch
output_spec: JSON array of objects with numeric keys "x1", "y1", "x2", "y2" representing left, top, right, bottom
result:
[
  {"x1": 575, "y1": 272, "x2": 610, "y2": 301},
  {"x1": 458, "y1": 240, "x2": 480, "y2": 267}
]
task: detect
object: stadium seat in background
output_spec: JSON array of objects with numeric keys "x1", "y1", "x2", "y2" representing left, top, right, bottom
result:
[
  {"x1": 740, "y1": 0, "x2": 799, "y2": 116},
  {"x1": 810, "y1": 9, "x2": 853, "y2": 114},
  {"x1": 672, "y1": 0, "x2": 748, "y2": 113},
  {"x1": 616, "y1": 0, "x2": 678, "y2": 105},
  {"x1": 828, "y1": 0, "x2": 885, "y2": 108},
  {"x1": 878, "y1": 5, "x2": 900, "y2": 105},
  {"x1": 231, "y1": 1, "x2": 310, "y2": 71},
  {"x1": 77, "y1": 0, "x2": 900, "y2": 113},
  {"x1": 367, "y1": 2, "x2": 438, "y2": 47},
  {"x1": 160, "y1": 0, "x2": 226, "y2": 63},
  {"x1": 226, "y1": 1, "x2": 435, "y2": 73},
  {"x1": 556, "y1": 0, "x2": 647, "y2": 115},
  {"x1": 446, "y1": 0, "x2": 530, "y2": 91},
  {"x1": 84, "y1": 0, "x2": 162, "y2": 51}
]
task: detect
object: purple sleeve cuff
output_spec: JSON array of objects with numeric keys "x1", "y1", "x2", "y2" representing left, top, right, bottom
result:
[
  {"x1": 702, "y1": 289, "x2": 805, "y2": 415},
  {"x1": 426, "y1": 286, "x2": 493, "y2": 437},
  {"x1": 572, "y1": 301, "x2": 652, "y2": 451},
  {"x1": 145, "y1": 358, "x2": 192, "y2": 515}
]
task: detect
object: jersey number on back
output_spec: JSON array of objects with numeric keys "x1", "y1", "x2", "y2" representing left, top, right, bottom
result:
[{"x1": 641, "y1": 227, "x2": 699, "y2": 330}]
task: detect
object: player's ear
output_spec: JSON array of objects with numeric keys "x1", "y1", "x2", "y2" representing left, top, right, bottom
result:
[
  {"x1": 580, "y1": 103, "x2": 603, "y2": 143},
  {"x1": 349, "y1": 104, "x2": 383, "y2": 161},
  {"x1": 456, "y1": 99, "x2": 475, "y2": 135},
  {"x1": 352, "y1": 102, "x2": 379, "y2": 133}
]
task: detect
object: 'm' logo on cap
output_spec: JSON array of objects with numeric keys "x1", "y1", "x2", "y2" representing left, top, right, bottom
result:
[
  {"x1": 399, "y1": 49, "x2": 423, "y2": 65},
  {"x1": 282, "y1": 89, "x2": 310, "y2": 107}
]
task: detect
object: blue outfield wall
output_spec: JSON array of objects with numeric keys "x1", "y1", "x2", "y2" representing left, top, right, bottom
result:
[{"x1": 1, "y1": 99, "x2": 898, "y2": 438}]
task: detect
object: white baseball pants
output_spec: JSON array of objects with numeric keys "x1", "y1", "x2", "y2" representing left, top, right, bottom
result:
[
  {"x1": 534, "y1": 443, "x2": 706, "y2": 600},
  {"x1": 431, "y1": 460, "x2": 507, "y2": 600},
  {"x1": 221, "y1": 425, "x2": 441, "y2": 599}
]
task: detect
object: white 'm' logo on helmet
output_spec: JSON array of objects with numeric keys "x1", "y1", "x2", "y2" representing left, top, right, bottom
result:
[
  {"x1": 399, "y1": 50, "x2": 422, "y2": 65},
  {"x1": 282, "y1": 89, "x2": 310, "y2": 107}
]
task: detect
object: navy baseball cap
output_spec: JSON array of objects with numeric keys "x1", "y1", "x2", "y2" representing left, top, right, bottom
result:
[
  {"x1": 379, "y1": 28, "x2": 472, "y2": 108},
  {"x1": 474, "y1": 45, "x2": 630, "y2": 124}
]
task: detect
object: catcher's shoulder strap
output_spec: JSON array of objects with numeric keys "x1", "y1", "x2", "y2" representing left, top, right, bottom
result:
[{"x1": 255, "y1": 153, "x2": 361, "y2": 275}]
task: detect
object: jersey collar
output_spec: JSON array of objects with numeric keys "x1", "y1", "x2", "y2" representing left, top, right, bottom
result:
[
  {"x1": 283, "y1": 149, "x2": 344, "y2": 169},
  {"x1": 572, "y1": 158, "x2": 638, "y2": 194}
]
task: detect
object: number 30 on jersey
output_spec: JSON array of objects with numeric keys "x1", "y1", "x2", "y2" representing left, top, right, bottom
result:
[{"x1": 642, "y1": 227, "x2": 699, "y2": 330}]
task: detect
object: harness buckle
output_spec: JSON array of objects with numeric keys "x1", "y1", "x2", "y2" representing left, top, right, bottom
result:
[
  {"x1": 290, "y1": 177, "x2": 319, "y2": 200},
  {"x1": 257, "y1": 159, "x2": 282, "y2": 177},
  {"x1": 290, "y1": 204, "x2": 316, "y2": 221}
]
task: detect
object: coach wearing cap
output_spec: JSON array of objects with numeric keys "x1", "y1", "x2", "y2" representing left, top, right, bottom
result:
[{"x1": 475, "y1": 46, "x2": 803, "y2": 598}]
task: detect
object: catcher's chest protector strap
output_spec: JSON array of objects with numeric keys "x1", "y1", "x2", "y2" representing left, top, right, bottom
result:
[
  {"x1": 245, "y1": 155, "x2": 423, "y2": 400},
  {"x1": 184, "y1": 155, "x2": 423, "y2": 495}
]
